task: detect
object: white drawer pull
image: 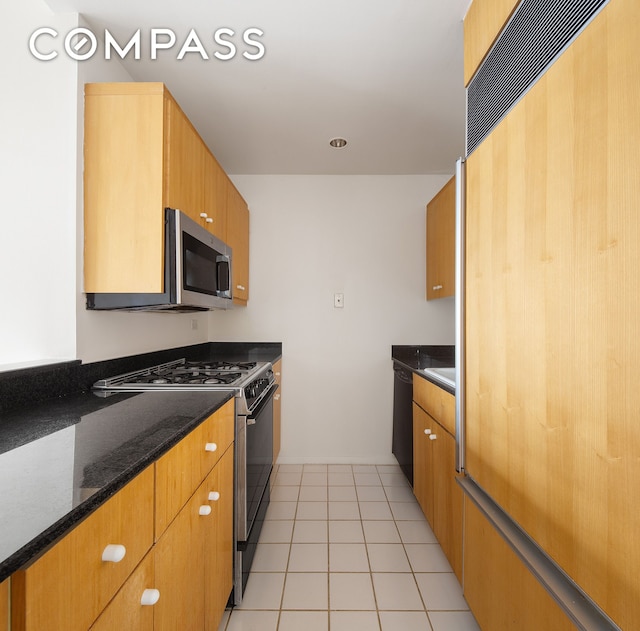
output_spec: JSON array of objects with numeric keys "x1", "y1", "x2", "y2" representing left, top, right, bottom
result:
[
  {"x1": 274, "y1": 394, "x2": 280, "y2": 401},
  {"x1": 424, "y1": 429, "x2": 431, "y2": 435},
  {"x1": 429, "y1": 434, "x2": 437, "y2": 441},
  {"x1": 199, "y1": 212, "x2": 208, "y2": 218},
  {"x1": 236, "y1": 284, "x2": 246, "y2": 291},
  {"x1": 102, "y1": 544, "x2": 126, "y2": 563},
  {"x1": 205, "y1": 217, "x2": 213, "y2": 223},
  {"x1": 432, "y1": 284, "x2": 443, "y2": 290},
  {"x1": 209, "y1": 491, "x2": 220, "y2": 501},
  {"x1": 205, "y1": 442, "x2": 218, "y2": 452},
  {"x1": 199, "y1": 505, "x2": 212, "y2": 516},
  {"x1": 140, "y1": 589, "x2": 160, "y2": 606}
]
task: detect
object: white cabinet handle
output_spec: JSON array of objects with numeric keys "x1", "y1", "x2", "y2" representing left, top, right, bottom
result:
[
  {"x1": 424, "y1": 428, "x2": 431, "y2": 435},
  {"x1": 429, "y1": 434, "x2": 437, "y2": 441},
  {"x1": 274, "y1": 394, "x2": 280, "y2": 401},
  {"x1": 432, "y1": 285, "x2": 443, "y2": 291},
  {"x1": 199, "y1": 212, "x2": 208, "y2": 218},
  {"x1": 205, "y1": 442, "x2": 218, "y2": 452},
  {"x1": 140, "y1": 589, "x2": 160, "y2": 606},
  {"x1": 205, "y1": 217, "x2": 213, "y2": 223},
  {"x1": 275, "y1": 372, "x2": 281, "y2": 376},
  {"x1": 236, "y1": 284, "x2": 246, "y2": 291},
  {"x1": 102, "y1": 544, "x2": 126, "y2": 563},
  {"x1": 209, "y1": 491, "x2": 220, "y2": 501},
  {"x1": 199, "y1": 505, "x2": 212, "y2": 516}
]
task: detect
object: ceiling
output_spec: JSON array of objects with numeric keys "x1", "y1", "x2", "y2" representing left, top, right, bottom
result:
[{"x1": 47, "y1": 0, "x2": 471, "y2": 175}]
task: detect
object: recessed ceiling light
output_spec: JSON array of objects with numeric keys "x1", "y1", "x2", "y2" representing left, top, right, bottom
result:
[{"x1": 329, "y1": 137, "x2": 348, "y2": 148}]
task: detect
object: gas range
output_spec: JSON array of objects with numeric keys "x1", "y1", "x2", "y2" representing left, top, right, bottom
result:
[{"x1": 92, "y1": 358, "x2": 275, "y2": 415}]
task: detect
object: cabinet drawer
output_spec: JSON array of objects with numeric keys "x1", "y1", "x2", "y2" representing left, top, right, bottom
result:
[
  {"x1": 90, "y1": 553, "x2": 156, "y2": 631},
  {"x1": 12, "y1": 466, "x2": 154, "y2": 631},
  {"x1": 413, "y1": 374, "x2": 455, "y2": 435},
  {"x1": 155, "y1": 399, "x2": 234, "y2": 538}
]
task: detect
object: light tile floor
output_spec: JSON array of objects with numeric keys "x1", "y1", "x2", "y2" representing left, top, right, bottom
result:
[{"x1": 218, "y1": 463, "x2": 481, "y2": 631}]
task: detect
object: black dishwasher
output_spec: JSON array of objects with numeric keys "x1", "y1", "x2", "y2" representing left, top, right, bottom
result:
[{"x1": 392, "y1": 363, "x2": 414, "y2": 486}]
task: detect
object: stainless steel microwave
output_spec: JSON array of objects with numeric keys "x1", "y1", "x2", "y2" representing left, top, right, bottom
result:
[{"x1": 86, "y1": 208, "x2": 232, "y2": 312}]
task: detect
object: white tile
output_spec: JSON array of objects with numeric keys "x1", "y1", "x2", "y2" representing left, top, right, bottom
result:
[
  {"x1": 271, "y1": 486, "x2": 300, "y2": 502},
  {"x1": 379, "y1": 611, "x2": 433, "y2": 631},
  {"x1": 372, "y1": 573, "x2": 424, "y2": 611},
  {"x1": 376, "y1": 464, "x2": 403, "y2": 474},
  {"x1": 383, "y1": 485, "x2": 416, "y2": 502},
  {"x1": 225, "y1": 610, "x2": 279, "y2": 630},
  {"x1": 356, "y1": 486, "x2": 387, "y2": 501},
  {"x1": 282, "y1": 572, "x2": 328, "y2": 610},
  {"x1": 277, "y1": 464, "x2": 304, "y2": 473},
  {"x1": 415, "y1": 573, "x2": 469, "y2": 611},
  {"x1": 359, "y1": 502, "x2": 394, "y2": 521},
  {"x1": 288, "y1": 543, "x2": 328, "y2": 572},
  {"x1": 304, "y1": 464, "x2": 328, "y2": 472},
  {"x1": 354, "y1": 473, "x2": 382, "y2": 486},
  {"x1": 330, "y1": 611, "x2": 380, "y2": 631},
  {"x1": 329, "y1": 486, "x2": 358, "y2": 502},
  {"x1": 329, "y1": 573, "x2": 377, "y2": 610},
  {"x1": 379, "y1": 473, "x2": 411, "y2": 488},
  {"x1": 405, "y1": 544, "x2": 452, "y2": 572},
  {"x1": 367, "y1": 543, "x2": 411, "y2": 572},
  {"x1": 428, "y1": 611, "x2": 481, "y2": 631},
  {"x1": 275, "y1": 471, "x2": 302, "y2": 486},
  {"x1": 302, "y1": 472, "x2": 328, "y2": 486},
  {"x1": 353, "y1": 465, "x2": 377, "y2": 473},
  {"x1": 328, "y1": 501, "x2": 360, "y2": 520},
  {"x1": 293, "y1": 520, "x2": 328, "y2": 543},
  {"x1": 236, "y1": 572, "x2": 285, "y2": 610},
  {"x1": 296, "y1": 501, "x2": 328, "y2": 520},
  {"x1": 278, "y1": 611, "x2": 329, "y2": 631},
  {"x1": 328, "y1": 520, "x2": 364, "y2": 543},
  {"x1": 396, "y1": 520, "x2": 437, "y2": 544},
  {"x1": 329, "y1": 543, "x2": 370, "y2": 572},
  {"x1": 328, "y1": 472, "x2": 355, "y2": 486},
  {"x1": 389, "y1": 501, "x2": 427, "y2": 521},
  {"x1": 251, "y1": 543, "x2": 290, "y2": 572},
  {"x1": 299, "y1": 486, "x2": 328, "y2": 501},
  {"x1": 258, "y1": 520, "x2": 294, "y2": 543},
  {"x1": 265, "y1": 501, "x2": 297, "y2": 520},
  {"x1": 328, "y1": 464, "x2": 353, "y2": 473},
  {"x1": 362, "y1": 521, "x2": 401, "y2": 544}
]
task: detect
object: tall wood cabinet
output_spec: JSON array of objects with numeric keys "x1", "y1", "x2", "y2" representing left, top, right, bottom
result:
[
  {"x1": 84, "y1": 82, "x2": 249, "y2": 304},
  {"x1": 426, "y1": 176, "x2": 455, "y2": 300},
  {"x1": 463, "y1": 0, "x2": 640, "y2": 628}
]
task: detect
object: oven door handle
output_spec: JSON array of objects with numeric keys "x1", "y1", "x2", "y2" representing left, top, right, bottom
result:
[{"x1": 247, "y1": 383, "x2": 279, "y2": 421}]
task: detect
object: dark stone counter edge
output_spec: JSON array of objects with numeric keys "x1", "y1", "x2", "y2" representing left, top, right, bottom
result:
[
  {"x1": 0, "y1": 341, "x2": 282, "y2": 415},
  {"x1": 0, "y1": 390, "x2": 235, "y2": 584},
  {"x1": 391, "y1": 345, "x2": 456, "y2": 396}
]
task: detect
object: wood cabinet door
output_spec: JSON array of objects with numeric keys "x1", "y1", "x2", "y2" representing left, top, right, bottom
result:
[
  {"x1": 11, "y1": 467, "x2": 154, "y2": 631},
  {"x1": 226, "y1": 184, "x2": 250, "y2": 304},
  {"x1": 90, "y1": 553, "x2": 156, "y2": 631},
  {"x1": 164, "y1": 96, "x2": 205, "y2": 224},
  {"x1": 412, "y1": 403, "x2": 434, "y2": 526},
  {"x1": 272, "y1": 359, "x2": 282, "y2": 465},
  {"x1": 0, "y1": 579, "x2": 8, "y2": 631},
  {"x1": 204, "y1": 447, "x2": 234, "y2": 631},
  {"x1": 203, "y1": 149, "x2": 228, "y2": 242},
  {"x1": 426, "y1": 176, "x2": 455, "y2": 300}
]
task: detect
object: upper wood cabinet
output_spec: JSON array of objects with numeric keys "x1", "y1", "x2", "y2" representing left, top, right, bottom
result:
[
  {"x1": 226, "y1": 183, "x2": 250, "y2": 305},
  {"x1": 426, "y1": 176, "x2": 455, "y2": 300},
  {"x1": 463, "y1": 0, "x2": 521, "y2": 85},
  {"x1": 84, "y1": 82, "x2": 242, "y2": 296}
]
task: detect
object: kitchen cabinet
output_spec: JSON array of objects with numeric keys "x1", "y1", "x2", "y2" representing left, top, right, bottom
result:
[
  {"x1": 226, "y1": 183, "x2": 250, "y2": 305},
  {"x1": 463, "y1": 497, "x2": 574, "y2": 630},
  {"x1": 11, "y1": 466, "x2": 155, "y2": 631},
  {"x1": 272, "y1": 359, "x2": 282, "y2": 465},
  {"x1": 464, "y1": 0, "x2": 640, "y2": 627},
  {"x1": 84, "y1": 82, "x2": 239, "y2": 294},
  {"x1": 426, "y1": 176, "x2": 455, "y2": 300},
  {"x1": 0, "y1": 579, "x2": 8, "y2": 631},
  {"x1": 412, "y1": 376, "x2": 463, "y2": 581},
  {"x1": 463, "y1": 0, "x2": 521, "y2": 85}
]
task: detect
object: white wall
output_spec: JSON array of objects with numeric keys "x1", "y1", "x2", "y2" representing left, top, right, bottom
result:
[{"x1": 209, "y1": 175, "x2": 455, "y2": 463}]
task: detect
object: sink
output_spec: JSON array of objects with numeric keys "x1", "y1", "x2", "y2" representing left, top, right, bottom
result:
[{"x1": 422, "y1": 366, "x2": 456, "y2": 389}]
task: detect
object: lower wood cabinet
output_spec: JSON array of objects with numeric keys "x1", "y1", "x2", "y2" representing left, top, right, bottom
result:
[
  {"x1": 272, "y1": 359, "x2": 282, "y2": 465},
  {"x1": 0, "y1": 579, "x2": 8, "y2": 631},
  {"x1": 464, "y1": 497, "x2": 575, "y2": 630}
]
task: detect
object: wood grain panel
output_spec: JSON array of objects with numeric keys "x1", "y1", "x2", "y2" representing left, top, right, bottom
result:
[
  {"x1": 426, "y1": 176, "x2": 455, "y2": 300},
  {"x1": 84, "y1": 86, "x2": 165, "y2": 293},
  {"x1": 412, "y1": 403, "x2": 434, "y2": 526},
  {"x1": 463, "y1": 0, "x2": 521, "y2": 85},
  {"x1": 272, "y1": 359, "x2": 282, "y2": 465},
  {"x1": 413, "y1": 375, "x2": 455, "y2": 436},
  {"x1": 0, "y1": 579, "x2": 8, "y2": 631},
  {"x1": 11, "y1": 467, "x2": 154, "y2": 631},
  {"x1": 226, "y1": 184, "x2": 250, "y2": 304},
  {"x1": 203, "y1": 149, "x2": 228, "y2": 242},
  {"x1": 464, "y1": 497, "x2": 575, "y2": 630},
  {"x1": 465, "y1": 0, "x2": 640, "y2": 627}
]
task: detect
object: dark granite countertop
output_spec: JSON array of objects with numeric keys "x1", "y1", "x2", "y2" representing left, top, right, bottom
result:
[
  {"x1": 391, "y1": 345, "x2": 456, "y2": 395},
  {"x1": 0, "y1": 341, "x2": 282, "y2": 583}
]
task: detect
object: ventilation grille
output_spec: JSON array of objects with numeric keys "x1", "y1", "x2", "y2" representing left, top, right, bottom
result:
[{"x1": 466, "y1": 0, "x2": 608, "y2": 155}]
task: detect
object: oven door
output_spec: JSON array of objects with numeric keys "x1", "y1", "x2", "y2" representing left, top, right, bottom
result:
[{"x1": 236, "y1": 383, "x2": 277, "y2": 542}]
